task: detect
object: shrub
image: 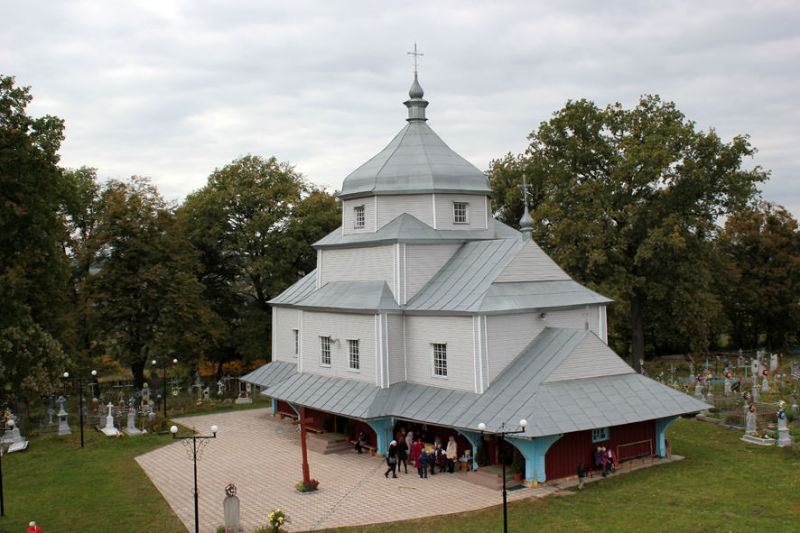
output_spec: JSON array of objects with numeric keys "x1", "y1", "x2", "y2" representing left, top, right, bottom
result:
[
  {"x1": 295, "y1": 479, "x2": 320, "y2": 492},
  {"x1": 256, "y1": 508, "x2": 289, "y2": 532}
]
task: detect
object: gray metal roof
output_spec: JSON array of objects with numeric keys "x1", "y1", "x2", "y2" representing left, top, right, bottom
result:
[
  {"x1": 243, "y1": 328, "x2": 709, "y2": 438},
  {"x1": 269, "y1": 270, "x2": 317, "y2": 305},
  {"x1": 480, "y1": 281, "x2": 612, "y2": 313},
  {"x1": 293, "y1": 281, "x2": 398, "y2": 312},
  {"x1": 314, "y1": 213, "x2": 519, "y2": 249},
  {"x1": 338, "y1": 118, "x2": 492, "y2": 201}
]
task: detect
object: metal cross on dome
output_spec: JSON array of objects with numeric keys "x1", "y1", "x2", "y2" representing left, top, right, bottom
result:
[{"x1": 407, "y1": 43, "x2": 424, "y2": 74}]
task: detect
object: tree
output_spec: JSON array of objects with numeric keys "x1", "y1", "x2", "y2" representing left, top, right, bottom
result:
[
  {"x1": 88, "y1": 176, "x2": 222, "y2": 387},
  {"x1": 489, "y1": 96, "x2": 766, "y2": 368},
  {"x1": 718, "y1": 201, "x2": 800, "y2": 349},
  {"x1": 179, "y1": 155, "x2": 340, "y2": 370},
  {"x1": 0, "y1": 75, "x2": 73, "y2": 401}
]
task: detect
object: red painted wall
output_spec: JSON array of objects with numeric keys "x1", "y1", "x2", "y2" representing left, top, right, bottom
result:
[{"x1": 544, "y1": 420, "x2": 656, "y2": 480}]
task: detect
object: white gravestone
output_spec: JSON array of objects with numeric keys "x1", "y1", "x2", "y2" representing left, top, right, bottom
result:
[
  {"x1": 745, "y1": 406, "x2": 757, "y2": 434},
  {"x1": 124, "y1": 406, "x2": 142, "y2": 436},
  {"x1": 2, "y1": 419, "x2": 29, "y2": 453},
  {"x1": 101, "y1": 402, "x2": 120, "y2": 437},
  {"x1": 57, "y1": 396, "x2": 71, "y2": 436},
  {"x1": 777, "y1": 410, "x2": 792, "y2": 447},
  {"x1": 761, "y1": 376, "x2": 769, "y2": 393},
  {"x1": 751, "y1": 381, "x2": 760, "y2": 402},
  {"x1": 223, "y1": 485, "x2": 241, "y2": 532},
  {"x1": 694, "y1": 379, "x2": 704, "y2": 399},
  {"x1": 770, "y1": 353, "x2": 778, "y2": 372},
  {"x1": 723, "y1": 378, "x2": 732, "y2": 397}
]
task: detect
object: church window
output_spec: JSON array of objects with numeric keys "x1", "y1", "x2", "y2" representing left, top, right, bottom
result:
[
  {"x1": 320, "y1": 336, "x2": 331, "y2": 366},
  {"x1": 354, "y1": 205, "x2": 365, "y2": 228},
  {"x1": 591, "y1": 427, "x2": 609, "y2": 443},
  {"x1": 293, "y1": 329, "x2": 299, "y2": 357},
  {"x1": 433, "y1": 343, "x2": 447, "y2": 377},
  {"x1": 348, "y1": 339, "x2": 360, "y2": 370},
  {"x1": 453, "y1": 202, "x2": 469, "y2": 224}
]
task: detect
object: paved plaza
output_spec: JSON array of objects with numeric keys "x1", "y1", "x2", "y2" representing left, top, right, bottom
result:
[{"x1": 136, "y1": 408, "x2": 555, "y2": 532}]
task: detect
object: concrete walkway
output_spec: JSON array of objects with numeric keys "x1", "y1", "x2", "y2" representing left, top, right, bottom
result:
[{"x1": 136, "y1": 408, "x2": 553, "y2": 532}]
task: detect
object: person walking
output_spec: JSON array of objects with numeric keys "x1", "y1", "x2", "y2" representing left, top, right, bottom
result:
[
  {"x1": 397, "y1": 435, "x2": 409, "y2": 474},
  {"x1": 576, "y1": 462, "x2": 586, "y2": 489},
  {"x1": 600, "y1": 447, "x2": 610, "y2": 478},
  {"x1": 354, "y1": 430, "x2": 367, "y2": 454},
  {"x1": 446, "y1": 435, "x2": 457, "y2": 473},
  {"x1": 384, "y1": 440, "x2": 398, "y2": 478}
]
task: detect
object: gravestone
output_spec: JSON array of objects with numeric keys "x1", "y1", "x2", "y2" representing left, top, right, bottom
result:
[
  {"x1": 752, "y1": 381, "x2": 760, "y2": 402},
  {"x1": 723, "y1": 378, "x2": 732, "y2": 397},
  {"x1": 124, "y1": 406, "x2": 142, "y2": 436},
  {"x1": 694, "y1": 378, "x2": 704, "y2": 399},
  {"x1": 217, "y1": 380, "x2": 225, "y2": 396},
  {"x1": 203, "y1": 386, "x2": 210, "y2": 401},
  {"x1": 223, "y1": 484, "x2": 241, "y2": 532},
  {"x1": 777, "y1": 405, "x2": 792, "y2": 447},
  {"x1": 235, "y1": 381, "x2": 253, "y2": 405},
  {"x1": 2, "y1": 417, "x2": 29, "y2": 453},
  {"x1": 101, "y1": 402, "x2": 120, "y2": 437},
  {"x1": 57, "y1": 396, "x2": 71, "y2": 435},
  {"x1": 770, "y1": 353, "x2": 778, "y2": 372},
  {"x1": 706, "y1": 383, "x2": 714, "y2": 403},
  {"x1": 745, "y1": 406, "x2": 757, "y2": 434},
  {"x1": 761, "y1": 376, "x2": 769, "y2": 394}
]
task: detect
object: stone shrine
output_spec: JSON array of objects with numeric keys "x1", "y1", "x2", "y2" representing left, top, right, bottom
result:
[
  {"x1": 777, "y1": 404, "x2": 792, "y2": 448},
  {"x1": 57, "y1": 396, "x2": 71, "y2": 435},
  {"x1": 223, "y1": 484, "x2": 242, "y2": 532}
]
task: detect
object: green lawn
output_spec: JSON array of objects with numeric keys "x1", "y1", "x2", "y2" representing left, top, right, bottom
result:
[
  {"x1": 323, "y1": 418, "x2": 800, "y2": 533},
  {"x1": 2, "y1": 415, "x2": 798, "y2": 532}
]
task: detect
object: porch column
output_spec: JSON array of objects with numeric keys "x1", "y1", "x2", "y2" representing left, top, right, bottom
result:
[
  {"x1": 506, "y1": 434, "x2": 562, "y2": 485},
  {"x1": 655, "y1": 416, "x2": 678, "y2": 457},
  {"x1": 271, "y1": 397, "x2": 278, "y2": 415},
  {"x1": 457, "y1": 430, "x2": 482, "y2": 470},
  {"x1": 365, "y1": 417, "x2": 393, "y2": 456},
  {"x1": 287, "y1": 402, "x2": 301, "y2": 417}
]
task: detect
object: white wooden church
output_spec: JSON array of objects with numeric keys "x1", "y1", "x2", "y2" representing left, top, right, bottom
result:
[{"x1": 243, "y1": 73, "x2": 706, "y2": 484}]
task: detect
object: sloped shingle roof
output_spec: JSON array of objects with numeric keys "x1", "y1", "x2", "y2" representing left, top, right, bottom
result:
[{"x1": 243, "y1": 328, "x2": 709, "y2": 438}]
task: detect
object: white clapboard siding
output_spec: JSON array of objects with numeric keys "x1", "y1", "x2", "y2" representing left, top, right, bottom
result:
[
  {"x1": 273, "y1": 307, "x2": 300, "y2": 362},
  {"x1": 405, "y1": 315, "x2": 474, "y2": 391},
  {"x1": 300, "y1": 311, "x2": 376, "y2": 383},
  {"x1": 342, "y1": 198, "x2": 376, "y2": 234},
  {"x1": 376, "y1": 194, "x2": 434, "y2": 229},
  {"x1": 495, "y1": 240, "x2": 571, "y2": 282},
  {"x1": 486, "y1": 312, "x2": 546, "y2": 383},
  {"x1": 405, "y1": 243, "x2": 461, "y2": 301},
  {"x1": 434, "y1": 193, "x2": 489, "y2": 230},
  {"x1": 319, "y1": 246, "x2": 395, "y2": 290},
  {"x1": 388, "y1": 314, "x2": 405, "y2": 384},
  {"x1": 545, "y1": 333, "x2": 634, "y2": 383}
]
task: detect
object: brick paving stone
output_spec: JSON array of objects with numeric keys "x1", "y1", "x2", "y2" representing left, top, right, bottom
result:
[{"x1": 136, "y1": 408, "x2": 549, "y2": 532}]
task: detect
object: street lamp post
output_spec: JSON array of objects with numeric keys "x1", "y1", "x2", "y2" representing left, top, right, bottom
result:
[
  {"x1": 478, "y1": 419, "x2": 528, "y2": 533},
  {"x1": 0, "y1": 418, "x2": 14, "y2": 517},
  {"x1": 152, "y1": 358, "x2": 178, "y2": 420},
  {"x1": 170, "y1": 424, "x2": 218, "y2": 533},
  {"x1": 62, "y1": 370, "x2": 97, "y2": 448}
]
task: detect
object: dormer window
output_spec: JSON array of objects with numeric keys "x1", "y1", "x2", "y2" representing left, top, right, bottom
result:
[
  {"x1": 354, "y1": 205, "x2": 365, "y2": 228},
  {"x1": 453, "y1": 202, "x2": 468, "y2": 224}
]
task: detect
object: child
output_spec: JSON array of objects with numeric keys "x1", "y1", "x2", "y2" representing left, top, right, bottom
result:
[
  {"x1": 576, "y1": 462, "x2": 586, "y2": 489},
  {"x1": 418, "y1": 448, "x2": 429, "y2": 478}
]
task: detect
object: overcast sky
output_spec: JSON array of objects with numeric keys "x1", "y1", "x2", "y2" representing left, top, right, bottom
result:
[{"x1": 3, "y1": 0, "x2": 799, "y2": 214}]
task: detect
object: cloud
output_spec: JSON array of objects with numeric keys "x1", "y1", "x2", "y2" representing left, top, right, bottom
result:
[{"x1": 2, "y1": 0, "x2": 798, "y2": 212}]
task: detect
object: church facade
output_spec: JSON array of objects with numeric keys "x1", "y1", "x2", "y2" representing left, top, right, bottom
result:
[{"x1": 243, "y1": 74, "x2": 707, "y2": 484}]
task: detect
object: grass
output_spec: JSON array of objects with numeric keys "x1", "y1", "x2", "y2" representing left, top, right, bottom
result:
[
  {"x1": 2, "y1": 414, "x2": 798, "y2": 532},
  {"x1": 1, "y1": 429, "x2": 184, "y2": 533},
  {"x1": 322, "y1": 418, "x2": 800, "y2": 533}
]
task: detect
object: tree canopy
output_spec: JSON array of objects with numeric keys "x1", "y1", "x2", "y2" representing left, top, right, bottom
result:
[{"x1": 489, "y1": 95, "x2": 767, "y2": 367}]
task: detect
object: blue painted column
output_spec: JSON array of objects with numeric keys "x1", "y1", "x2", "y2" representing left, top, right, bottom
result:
[
  {"x1": 655, "y1": 416, "x2": 678, "y2": 457},
  {"x1": 365, "y1": 417, "x2": 394, "y2": 456},
  {"x1": 507, "y1": 435, "x2": 562, "y2": 485},
  {"x1": 457, "y1": 430, "x2": 482, "y2": 470},
  {"x1": 271, "y1": 397, "x2": 278, "y2": 415}
]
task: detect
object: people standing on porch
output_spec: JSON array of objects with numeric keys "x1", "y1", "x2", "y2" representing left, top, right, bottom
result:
[
  {"x1": 576, "y1": 462, "x2": 586, "y2": 489},
  {"x1": 430, "y1": 444, "x2": 440, "y2": 475},
  {"x1": 600, "y1": 447, "x2": 611, "y2": 478},
  {"x1": 417, "y1": 447, "x2": 429, "y2": 478},
  {"x1": 385, "y1": 440, "x2": 398, "y2": 478},
  {"x1": 446, "y1": 435, "x2": 457, "y2": 473},
  {"x1": 594, "y1": 446, "x2": 604, "y2": 471},
  {"x1": 607, "y1": 447, "x2": 618, "y2": 472},
  {"x1": 411, "y1": 437, "x2": 423, "y2": 467},
  {"x1": 436, "y1": 445, "x2": 447, "y2": 473},
  {"x1": 405, "y1": 430, "x2": 414, "y2": 457},
  {"x1": 396, "y1": 426, "x2": 406, "y2": 443},
  {"x1": 397, "y1": 435, "x2": 409, "y2": 474}
]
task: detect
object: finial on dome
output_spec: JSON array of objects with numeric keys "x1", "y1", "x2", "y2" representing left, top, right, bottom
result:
[
  {"x1": 404, "y1": 44, "x2": 428, "y2": 122},
  {"x1": 519, "y1": 174, "x2": 533, "y2": 241}
]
